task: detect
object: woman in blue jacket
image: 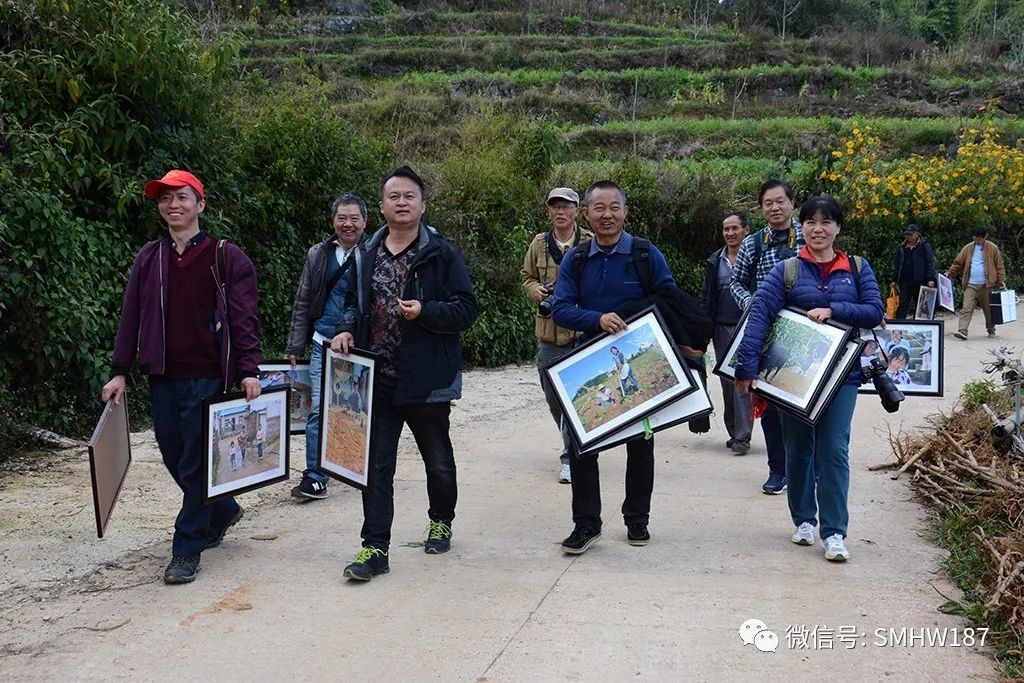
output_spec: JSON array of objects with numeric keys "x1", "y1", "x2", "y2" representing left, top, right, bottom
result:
[{"x1": 734, "y1": 196, "x2": 884, "y2": 562}]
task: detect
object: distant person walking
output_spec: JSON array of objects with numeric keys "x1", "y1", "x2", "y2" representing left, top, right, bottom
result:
[
  {"x1": 701, "y1": 211, "x2": 753, "y2": 454},
  {"x1": 892, "y1": 224, "x2": 936, "y2": 319},
  {"x1": 945, "y1": 227, "x2": 1006, "y2": 340}
]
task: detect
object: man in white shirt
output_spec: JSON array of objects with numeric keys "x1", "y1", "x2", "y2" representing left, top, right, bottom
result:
[{"x1": 945, "y1": 227, "x2": 1006, "y2": 340}]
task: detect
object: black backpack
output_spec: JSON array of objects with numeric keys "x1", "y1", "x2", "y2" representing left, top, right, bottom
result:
[{"x1": 571, "y1": 237, "x2": 653, "y2": 295}]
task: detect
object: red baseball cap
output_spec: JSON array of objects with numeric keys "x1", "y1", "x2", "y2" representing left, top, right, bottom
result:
[{"x1": 144, "y1": 169, "x2": 205, "y2": 200}]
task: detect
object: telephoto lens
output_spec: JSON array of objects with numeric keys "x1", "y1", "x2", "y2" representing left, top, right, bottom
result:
[
  {"x1": 863, "y1": 358, "x2": 905, "y2": 413},
  {"x1": 537, "y1": 298, "x2": 553, "y2": 318}
]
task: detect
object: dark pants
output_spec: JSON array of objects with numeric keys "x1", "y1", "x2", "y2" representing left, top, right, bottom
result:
[
  {"x1": 361, "y1": 378, "x2": 458, "y2": 550},
  {"x1": 894, "y1": 280, "x2": 925, "y2": 319},
  {"x1": 150, "y1": 377, "x2": 240, "y2": 557},
  {"x1": 761, "y1": 405, "x2": 786, "y2": 476},
  {"x1": 569, "y1": 436, "x2": 655, "y2": 530}
]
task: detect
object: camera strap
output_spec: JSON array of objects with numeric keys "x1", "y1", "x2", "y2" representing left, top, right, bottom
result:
[{"x1": 546, "y1": 228, "x2": 581, "y2": 265}]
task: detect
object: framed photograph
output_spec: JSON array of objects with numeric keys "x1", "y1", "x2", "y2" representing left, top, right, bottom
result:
[
  {"x1": 582, "y1": 365, "x2": 712, "y2": 455},
  {"x1": 88, "y1": 398, "x2": 132, "y2": 538},
  {"x1": 937, "y1": 273, "x2": 955, "y2": 312},
  {"x1": 797, "y1": 337, "x2": 865, "y2": 425},
  {"x1": 544, "y1": 307, "x2": 697, "y2": 453},
  {"x1": 258, "y1": 361, "x2": 312, "y2": 434},
  {"x1": 858, "y1": 320, "x2": 944, "y2": 397},
  {"x1": 915, "y1": 286, "x2": 937, "y2": 320},
  {"x1": 714, "y1": 306, "x2": 853, "y2": 419},
  {"x1": 318, "y1": 343, "x2": 376, "y2": 491},
  {"x1": 203, "y1": 386, "x2": 290, "y2": 503}
]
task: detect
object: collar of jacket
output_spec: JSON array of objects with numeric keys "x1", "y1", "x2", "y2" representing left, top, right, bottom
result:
[
  {"x1": 586, "y1": 230, "x2": 634, "y2": 257},
  {"x1": 365, "y1": 221, "x2": 437, "y2": 254},
  {"x1": 797, "y1": 246, "x2": 851, "y2": 273},
  {"x1": 707, "y1": 245, "x2": 730, "y2": 265}
]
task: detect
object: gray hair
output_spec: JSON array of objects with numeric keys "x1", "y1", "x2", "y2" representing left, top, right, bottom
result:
[{"x1": 331, "y1": 193, "x2": 368, "y2": 221}]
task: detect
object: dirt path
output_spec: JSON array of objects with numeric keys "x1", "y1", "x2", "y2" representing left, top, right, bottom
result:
[{"x1": 0, "y1": 313, "x2": 1006, "y2": 680}]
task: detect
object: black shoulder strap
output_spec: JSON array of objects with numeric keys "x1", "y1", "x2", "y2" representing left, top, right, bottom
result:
[
  {"x1": 572, "y1": 239, "x2": 592, "y2": 285},
  {"x1": 749, "y1": 231, "x2": 765, "y2": 290},
  {"x1": 630, "y1": 237, "x2": 653, "y2": 295},
  {"x1": 546, "y1": 229, "x2": 581, "y2": 265}
]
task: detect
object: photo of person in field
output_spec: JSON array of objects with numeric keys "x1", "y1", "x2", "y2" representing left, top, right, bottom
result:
[
  {"x1": 323, "y1": 357, "x2": 372, "y2": 481},
  {"x1": 556, "y1": 322, "x2": 679, "y2": 434},
  {"x1": 210, "y1": 400, "x2": 282, "y2": 487}
]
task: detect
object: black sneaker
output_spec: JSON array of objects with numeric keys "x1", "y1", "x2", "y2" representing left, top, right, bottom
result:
[
  {"x1": 561, "y1": 526, "x2": 601, "y2": 554},
  {"x1": 164, "y1": 555, "x2": 200, "y2": 584},
  {"x1": 206, "y1": 506, "x2": 244, "y2": 549},
  {"x1": 731, "y1": 440, "x2": 751, "y2": 455},
  {"x1": 424, "y1": 520, "x2": 452, "y2": 554},
  {"x1": 627, "y1": 523, "x2": 650, "y2": 546},
  {"x1": 762, "y1": 472, "x2": 787, "y2": 495},
  {"x1": 725, "y1": 438, "x2": 735, "y2": 449},
  {"x1": 343, "y1": 547, "x2": 389, "y2": 581},
  {"x1": 291, "y1": 474, "x2": 328, "y2": 501}
]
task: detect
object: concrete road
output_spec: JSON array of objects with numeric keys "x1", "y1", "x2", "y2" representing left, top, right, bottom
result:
[{"x1": 0, "y1": 310, "x2": 1009, "y2": 681}]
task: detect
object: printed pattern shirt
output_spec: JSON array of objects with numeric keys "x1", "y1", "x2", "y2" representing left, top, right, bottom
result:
[
  {"x1": 729, "y1": 219, "x2": 804, "y2": 310},
  {"x1": 367, "y1": 239, "x2": 418, "y2": 377}
]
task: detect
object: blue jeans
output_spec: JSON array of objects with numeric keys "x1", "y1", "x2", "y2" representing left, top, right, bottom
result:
[
  {"x1": 536, "y1": 341, "x2": 573, "y2": 465},
  {"x1": 779, "y1": 384, "x2": 857, "y2": 540},
  {"x1": 761, "y1": 405, "x2": 786, "y2": 475},
  {"x1": 305, "y1": 342, "x2": 327, "y2": 484},
  {"x1": 149, "y1": 377, "x2": 241, "y2": 557}
]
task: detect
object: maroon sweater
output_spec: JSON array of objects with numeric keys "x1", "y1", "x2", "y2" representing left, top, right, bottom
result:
[{"x1": 162, "y1": 235, "x2": 222, "y2": 379}]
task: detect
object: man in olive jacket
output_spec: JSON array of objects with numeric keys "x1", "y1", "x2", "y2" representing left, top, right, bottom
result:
[
  {"x1": 946, "y1": 227, "x2": 1006, "y2": 339},
  {"x1": 520, "y1": 187, "x2": 592, "y2": 484}
]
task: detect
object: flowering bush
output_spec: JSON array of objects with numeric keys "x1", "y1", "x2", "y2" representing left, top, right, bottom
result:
[{"x1": 821, "y1": 120, "x2": 1024, "y2": 228}]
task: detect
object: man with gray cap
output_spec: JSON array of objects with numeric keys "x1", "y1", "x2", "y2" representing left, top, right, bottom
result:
[
  {"x1": 521, "y1": 187, "x2": 592, "y2": 483},
  {"x1": 892, "y1": 224, "x2": 936, "y2": 319}
]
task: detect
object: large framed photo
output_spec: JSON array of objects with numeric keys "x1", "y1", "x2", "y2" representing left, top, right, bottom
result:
[
  {"x1": 798, "y1": 337, "x2": 865, "y2": 425},
  {"x1": 937, "y1": 273, "x2": 955, "y2": 312},
  {"x1": 714, "y1": 306, "x2": 853, "y2": 419},
  {"x1": 203, "y1": 386, "x2": 290, "y2": 503},
  {"x1": 258, "y1": 361, "x2": 312, "y2": 434},
  {"x1": 582, "y1": 365, "x2": 712, "y2": 455},
  {"x1": 88, "y1": 398, "x2": 132, "y2": 538},
  {"x1": 318, "y1": 343, "x2": 376, "y2": 491},
  {"x1": 544, "y1": 307, "x2": 697, "y2": 453},
  {"x1": 858, "y1": 320, "x2": 944, "y2": 397},
  {"x1": 915, "y1": 286, "x2": 937, "y2": 320}
]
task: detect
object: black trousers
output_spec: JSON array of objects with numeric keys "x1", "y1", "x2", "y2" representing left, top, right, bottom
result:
[
  {"x1": 894, "y1": 280, "x2": 926, "y2": 319},
  {"x1": 360, "y1": 378, "x2": 457, "y2": 550},
  {"x1": 568, "y1": 436, "x2": 655, "y2": 530}
]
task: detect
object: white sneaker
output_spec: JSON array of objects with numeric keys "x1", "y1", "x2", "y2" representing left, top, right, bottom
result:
[
  {"x1": 559, "y1": 463, "x2": 572, "y2": 484},
  {"x1": 823, "y1": 534, "x2": 850, "y2": 562},
  {"x1": 791, "y1": 522, "x2": 815, "y2": 546}
]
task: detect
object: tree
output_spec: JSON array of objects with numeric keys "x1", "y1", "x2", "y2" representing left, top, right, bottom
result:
[{"x1": 687, "y1": 0, "x2": 716, "y2": 38}]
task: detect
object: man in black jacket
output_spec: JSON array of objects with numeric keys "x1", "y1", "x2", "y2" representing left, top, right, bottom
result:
[
  {"x1": 701, "y1": 212, "x2": 752, "y2": 454},
  {"x1": 285, "y1": 193, "x2": 368, "y2": 501},
  {"x1": 332, "y1": 167, "x2": 478, "y2": 581},
  {"x1": 893, "y1": 225, "x2": 936, "y2": 319}
]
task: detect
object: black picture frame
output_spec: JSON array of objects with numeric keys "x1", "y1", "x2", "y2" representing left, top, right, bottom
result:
[
  {"x1": 258, "y1": 360, "x2": 312, "y2": 435},
  {"x1": 543, "y1": 306, "x2": 698, "y2": 453},
  {"x1": 88, "y1": 398, "x2": 132, "y2": 538},
  {"x1": 794, "y1": 337, "x2": 866, "y2": 425},
  {"x1": 580, "y1": 365, "x2": 713, "y2": 455},
  {"x1": 317, "y1": 343, "x2": 379, "y2": 492},
  {"x1": 713, "y1": 305, "x2": 854, "y2": 420},
  {"x1": 203, "y1": 385, "x2": 291, "y2": 504},
  {"x1": 858, "y1": 319, "x2": 944, "y2": 397}
]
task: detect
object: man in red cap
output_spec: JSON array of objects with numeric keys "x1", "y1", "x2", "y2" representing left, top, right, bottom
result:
[{"x1": 101, "y1": 169, "x2": 264, "y2": 584}]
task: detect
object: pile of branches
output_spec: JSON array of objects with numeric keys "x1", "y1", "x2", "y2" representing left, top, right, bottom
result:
[{"x1": 883, "y1": 348, "x2": 1024, "y2": 637}]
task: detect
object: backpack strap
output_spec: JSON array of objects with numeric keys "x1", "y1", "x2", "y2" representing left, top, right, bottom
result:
[
  {"x1": 572, "y1": 238, "x2": 592, "y2": 286},
  {"x1": 783, "y1": 256, "x2": 800, "y2": 291},
  {"x1": 215, "y1": 239, "x2": 228, "y2": 289},
  {"x1": 629, "y1": 237, "x2": 653, "y2": 295}
]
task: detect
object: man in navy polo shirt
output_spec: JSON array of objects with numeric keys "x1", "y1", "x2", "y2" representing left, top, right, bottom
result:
[
  {"x1": 102, "y1": 169, "x2": 263, "y2": 585},
  {"x1": 550, "y1": 180, "x2": 676, "y2": 554}
]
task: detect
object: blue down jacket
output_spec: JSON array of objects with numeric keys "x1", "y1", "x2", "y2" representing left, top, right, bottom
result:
[{"x1": 736, "y1": 251, "x2": 884, "y2": 386}]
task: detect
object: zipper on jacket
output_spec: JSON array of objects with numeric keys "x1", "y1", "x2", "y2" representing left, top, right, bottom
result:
[
  {"x1": 159, "y1": 241, "x2": 166, "y2": 375},
  {"x1": 212, "y1": 242, "x2": 231, "y2": 393}
]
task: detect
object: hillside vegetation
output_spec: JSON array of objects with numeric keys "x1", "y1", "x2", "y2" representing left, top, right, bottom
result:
[{"x1": 3, "y1": 0, "x2": 1024, "y2": 451}]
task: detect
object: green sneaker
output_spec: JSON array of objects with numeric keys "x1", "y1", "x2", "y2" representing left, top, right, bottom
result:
[
  {"x1": 343, "y1": 547, "x2": 389, "y2": 581},
  {"x1": 424, "y1": 520, "x2": 452, "y2": 554}
]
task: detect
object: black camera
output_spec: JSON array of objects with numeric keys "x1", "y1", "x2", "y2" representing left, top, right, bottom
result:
[
  {"x1": 860, "y1": 358, "x2": 905, "y2": 413},
  {"x1": 537, "y1": 283, "x2": 555, "y2": 318}
]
